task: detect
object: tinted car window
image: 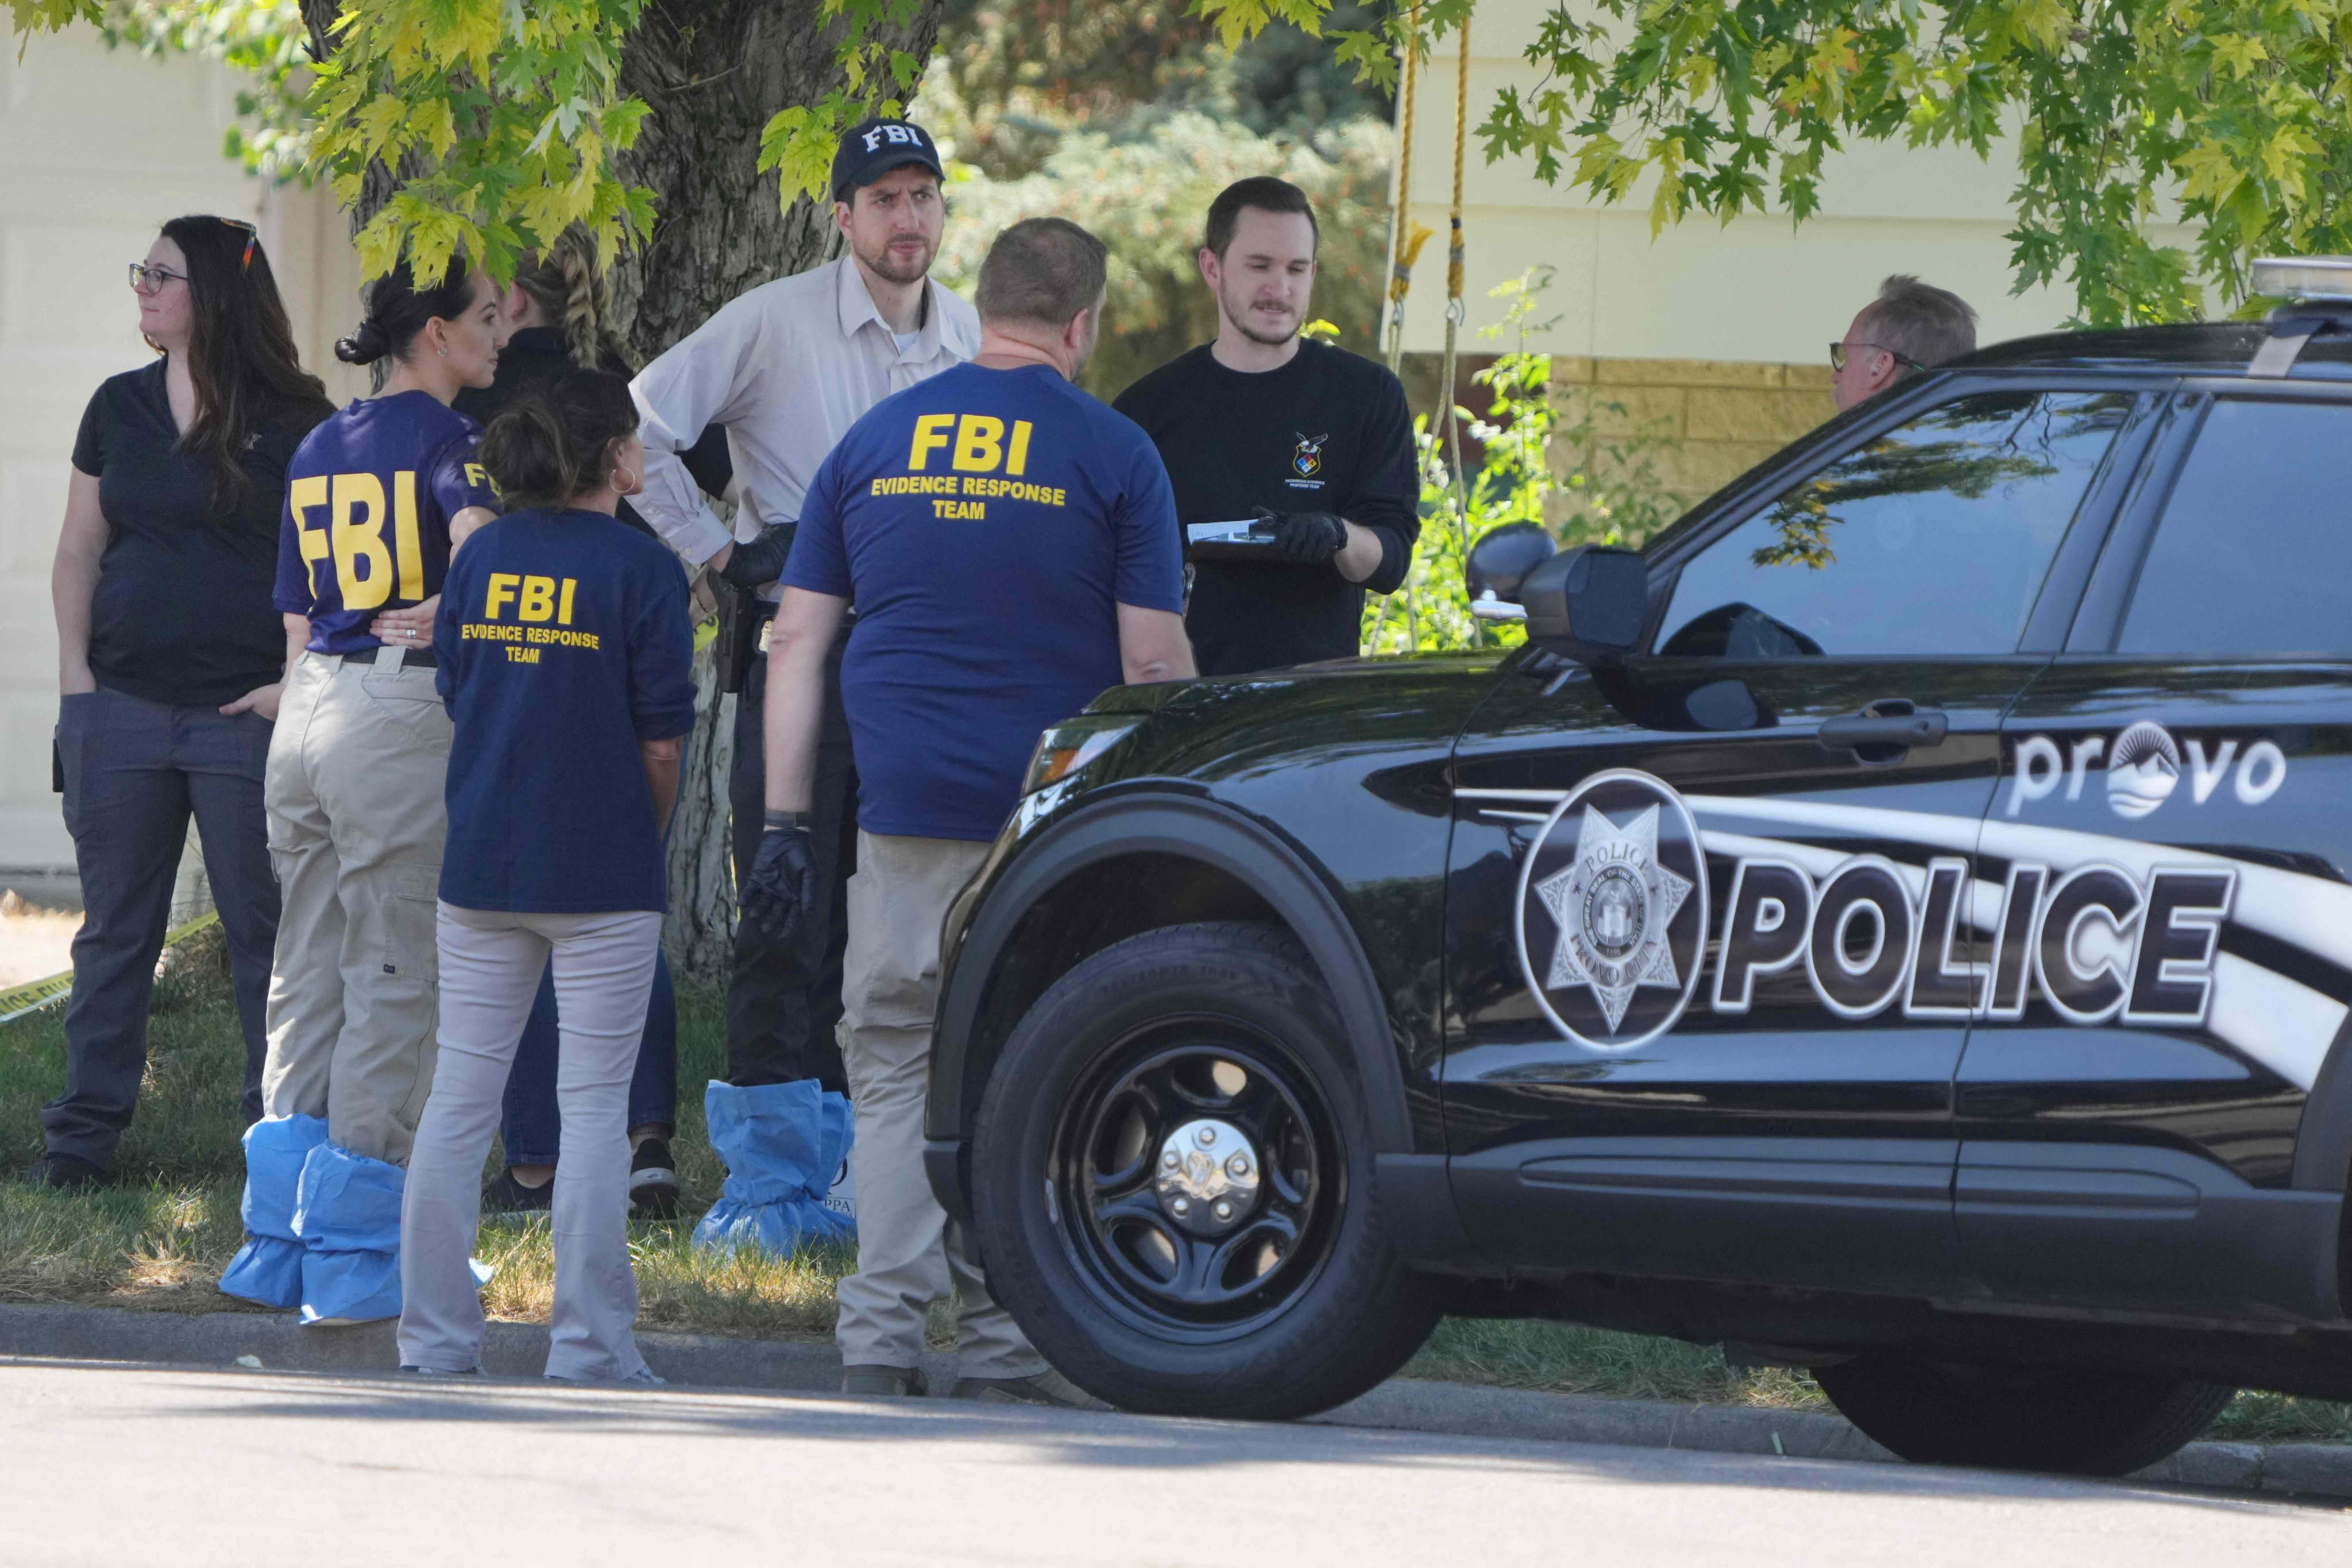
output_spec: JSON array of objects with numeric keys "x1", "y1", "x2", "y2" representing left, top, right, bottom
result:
[
  {"x1": 2117, "y1": 400, "x2": 2352, "y2": 657},
  {"x1": 1656, "y1": 392, "x2": 2131, "y2": 658}
]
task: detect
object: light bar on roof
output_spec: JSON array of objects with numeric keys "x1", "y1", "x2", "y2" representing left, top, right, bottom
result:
[{"x1": 2253, "y1": 256, "x2": 2352, "y2": 300}]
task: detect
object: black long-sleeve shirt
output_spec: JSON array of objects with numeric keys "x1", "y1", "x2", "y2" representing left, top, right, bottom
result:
[
  {"x1": 1114, "y1": 340, "x2": 1418, "y2": 675},
  {"x1": 454, "y1": 326, "x2": 735, "y2": 528}
]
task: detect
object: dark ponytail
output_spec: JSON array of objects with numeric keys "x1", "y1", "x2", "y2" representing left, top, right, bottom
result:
[
  {"x1": 336, "y1": 256, "x2": 482, "y2": 378},
  {"x1": 480, "y1": 368, "x2": 640, "y2": 511}
]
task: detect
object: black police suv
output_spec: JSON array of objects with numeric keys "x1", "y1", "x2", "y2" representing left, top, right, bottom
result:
[{"x1": 924, "y1": 310, "x2": 2352, "y2": 1476}]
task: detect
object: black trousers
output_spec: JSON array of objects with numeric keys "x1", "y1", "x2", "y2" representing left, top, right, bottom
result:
[
  {"x1": 726, "y1": 621, "x2": 856, "y2": 1093},
  {"x1": 44, "y1": 688, "x2": 279, "y2": 1167}
]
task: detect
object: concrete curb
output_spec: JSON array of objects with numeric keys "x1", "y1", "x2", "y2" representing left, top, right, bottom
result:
[{"x1": 1, "y1": 1302, "x2": 2345, "y2": 1501}]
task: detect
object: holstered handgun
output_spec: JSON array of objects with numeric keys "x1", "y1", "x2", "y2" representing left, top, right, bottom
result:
[{"x1": 715, "y1": 581, "x2": 760, "y2": 696}]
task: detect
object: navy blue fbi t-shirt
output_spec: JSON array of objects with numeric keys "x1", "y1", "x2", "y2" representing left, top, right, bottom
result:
[
  {"x1": 432, "y1": 509, "x2": 698, "y2": 913},
  {"x1": 274, "y1": 392, "x2": 497, "y2": 655},
  {"x1": 786, "y1": 361, "x2": 1185, "y2": 841}
]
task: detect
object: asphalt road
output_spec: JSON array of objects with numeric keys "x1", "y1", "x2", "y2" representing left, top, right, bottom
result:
[{"x1": 2, "y1": 1361, "x2": 2342, "y2": 1565}]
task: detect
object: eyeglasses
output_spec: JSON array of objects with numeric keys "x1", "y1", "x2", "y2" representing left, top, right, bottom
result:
[
  {"x1": 126, "y1": 220, "x2": 257, "y2": 295},
  {"x1": 1829, "y1": 340, "x2": 1921, "y2": 373},
  {"x1": 218, "y1": 217, "x2": 257, "y2": 271}
]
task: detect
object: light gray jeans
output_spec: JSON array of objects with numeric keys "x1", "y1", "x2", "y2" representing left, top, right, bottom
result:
[
  {"x1": 398, "y1": 902, "x2": 662, "y2": 1380},
  {"x1": 833, "y1": 831, "x2": 1044, "y2": 1378}
]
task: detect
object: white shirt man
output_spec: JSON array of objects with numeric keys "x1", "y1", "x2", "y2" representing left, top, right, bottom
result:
[
  {"x1": 632, "y1": 250, "x2": 980, "y2": 585},
  {"x1": 625, "y1": 115, "x2": 978, "y2": 1096}
]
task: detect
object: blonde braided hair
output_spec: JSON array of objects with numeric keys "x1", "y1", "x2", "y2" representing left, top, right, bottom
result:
[{"x1": 511, "y1": 230, "x2": 637, "y2": 374}]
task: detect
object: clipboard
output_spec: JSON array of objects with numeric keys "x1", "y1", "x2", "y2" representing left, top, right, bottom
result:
[{"x1": 1184, "y1": 517, "x2": 1285, "y2": 562}]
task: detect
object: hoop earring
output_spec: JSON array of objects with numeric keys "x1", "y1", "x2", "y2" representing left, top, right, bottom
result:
[{"x1": 613, "y1": 466, "x2": 639, "y2": 495}]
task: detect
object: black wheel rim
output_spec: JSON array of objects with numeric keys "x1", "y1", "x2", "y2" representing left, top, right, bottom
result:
[{"x1": 1047, "y1": 1023, "x2": 1341, "y2": 1342}]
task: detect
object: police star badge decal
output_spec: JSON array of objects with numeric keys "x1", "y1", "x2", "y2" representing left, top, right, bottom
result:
[
  {"x1": 1534, "y1": 804, "x2": 1693, "y2": 1032},
  {"x1": 1496, "y1": 767, "x2": 1712, "y2": 1051}
]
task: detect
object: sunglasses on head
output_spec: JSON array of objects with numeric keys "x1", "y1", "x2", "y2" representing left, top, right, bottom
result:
[{"x1": 218, "y1": 217, "x2": 257, "y2": 271}]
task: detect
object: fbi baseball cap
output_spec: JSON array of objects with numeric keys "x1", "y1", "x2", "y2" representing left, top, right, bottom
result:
[{"x1": 831, "y1": 117, "x2": 945, "y2": 202}]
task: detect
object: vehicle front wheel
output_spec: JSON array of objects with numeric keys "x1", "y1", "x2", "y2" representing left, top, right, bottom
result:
[
  {"x1": 970, "y1": 921, "x2": 1443, "y2": 1420},
  {"x1": 1813, "y1": 1354, "x2": 2234, "y2": 1476}
]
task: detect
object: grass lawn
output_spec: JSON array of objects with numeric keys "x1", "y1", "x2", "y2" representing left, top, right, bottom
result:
[{"x1": 3, "y1": 926, "x2": 2347, "y2": 1443}]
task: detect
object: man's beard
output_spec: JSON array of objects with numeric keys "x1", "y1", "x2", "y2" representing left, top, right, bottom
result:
[
  {"x1": 1221, "y1": 286, "x2": 1300, "y2": 347},
  {"x1": 857, "y1": 233, "x2": 935, "y2": 286}
]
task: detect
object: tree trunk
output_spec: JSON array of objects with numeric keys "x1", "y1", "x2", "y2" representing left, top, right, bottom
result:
[
  {"x1": 612, "y1": 0, "x2": 942, "y2": 986},
  {"x1": 308, "y1": 0, "x2": 946, "y2": 986}
]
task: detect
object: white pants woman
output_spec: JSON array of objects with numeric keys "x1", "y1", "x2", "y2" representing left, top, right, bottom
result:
[
  {"x1": 392, "y1": 367, "x2": 694, "y2": 1381},
  {"x1": 399, "y1": 907, "x2": 662, "y2": 1378}
]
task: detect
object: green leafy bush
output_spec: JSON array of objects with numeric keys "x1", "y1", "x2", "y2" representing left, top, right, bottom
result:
[{"x1": 1364, "y1": 267, "x2": 1679, "y2": 656}]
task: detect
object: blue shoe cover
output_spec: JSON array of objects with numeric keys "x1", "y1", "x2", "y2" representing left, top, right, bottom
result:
[
  {"x1": 218, "y1": 1114, "x2": 330, "y2": 1308},
  {"x1": 292, "y1": 1141, "x2": 404, "y2": 1326},
  {"x1": 692, "y1": 1079, "x2": 855, "y2": 1260},
  {"x1": 220, "y1": 1235, "x2": 306, "y2": 1309}
]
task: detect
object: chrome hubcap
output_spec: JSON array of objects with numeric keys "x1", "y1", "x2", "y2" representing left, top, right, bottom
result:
[{"x1": 1153, "y1": 1118, "x2": 1260, "y2": 1237}]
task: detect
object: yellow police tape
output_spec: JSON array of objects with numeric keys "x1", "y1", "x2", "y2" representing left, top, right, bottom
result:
[{"x1": 0, "y1": 909, "x2": 219, "y2": 1027}]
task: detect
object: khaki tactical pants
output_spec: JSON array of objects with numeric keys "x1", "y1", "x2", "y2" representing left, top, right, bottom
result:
[
  {"x1": 832, "y1": 831, "x2": 1044, "y2": 1378},
  {"x1": 260, "y1": 648, "x2": 449, "y2": 1164}
]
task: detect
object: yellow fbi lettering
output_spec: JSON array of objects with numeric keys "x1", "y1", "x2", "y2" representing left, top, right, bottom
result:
[
  {"x1": 907, "y1": 414, "x2": 1034, "y2": 476},
  {"x1": 465, "y1": 571, "x2": 600, "y2": 652},
  {"x1": 480, "y1": 573, "x2": 580, "y2": 625},
  {"x1": 288, "y1": 471, "x2": 428, "y2": 607}
]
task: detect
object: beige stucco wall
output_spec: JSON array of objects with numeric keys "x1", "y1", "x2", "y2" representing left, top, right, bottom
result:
[{"x1": 0, "y1": 25, "x2": 357, "y2": 879}]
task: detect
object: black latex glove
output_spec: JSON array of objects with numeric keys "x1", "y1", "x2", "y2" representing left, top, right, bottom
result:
[
  {"x1": 1255, "y1": 507, "x2": 1349, "y2": 564},
  {"x1": 717, "y1": 524, "x2": 795, "y2": 590},
  {"x1": 740, "y1": 815, "x2": 817, "y2": 945}
]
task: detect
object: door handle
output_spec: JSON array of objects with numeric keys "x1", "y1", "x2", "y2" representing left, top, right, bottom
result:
[{"x1": 1817, "y1": 703, "x2": 1948, "y2": 760}]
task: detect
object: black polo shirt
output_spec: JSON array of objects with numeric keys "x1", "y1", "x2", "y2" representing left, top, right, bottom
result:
[
  {"x1": 1114, "y1": 340, "x2": 1419, "y2": 675},
  {"x1": 71, "y1": 361, "x2": 318, "y2": 708}
]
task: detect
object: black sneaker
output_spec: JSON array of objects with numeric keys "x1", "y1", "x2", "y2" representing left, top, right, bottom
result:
[
  {"x1": 629, "y1": 1138, "x2": 680, "y2": 1219},
  {"x1": 481, "y1": 1167, "x2": 553, "y2": 1214},
  {"x1": 26, "y1": 1153, "x2": 108, "y2": 1191}
]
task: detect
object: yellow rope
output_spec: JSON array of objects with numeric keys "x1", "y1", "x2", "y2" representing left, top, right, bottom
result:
[
  {"x1": 1382, "y1": 5, "x2": 1423, "y2": 374},
  {"x1": 1440, "y1": 15, "x2": 1474, "y2": 644},
  {"x1": 1447, "y1": 14, "x2": 1468, "y2": 306}
]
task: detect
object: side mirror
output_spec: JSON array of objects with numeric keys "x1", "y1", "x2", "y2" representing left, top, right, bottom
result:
[
  {"x1": 1521, "y1": 544, "x2": 1648, "y2": 663},
  {"x1": 1465, "y1": 522, "x2": 1557, "y2": 621}
]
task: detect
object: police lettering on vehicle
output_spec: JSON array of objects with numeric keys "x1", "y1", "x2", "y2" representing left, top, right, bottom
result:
[{"x1": 1464, "y1": 719, "x2": 2327, "y2": 1061}]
